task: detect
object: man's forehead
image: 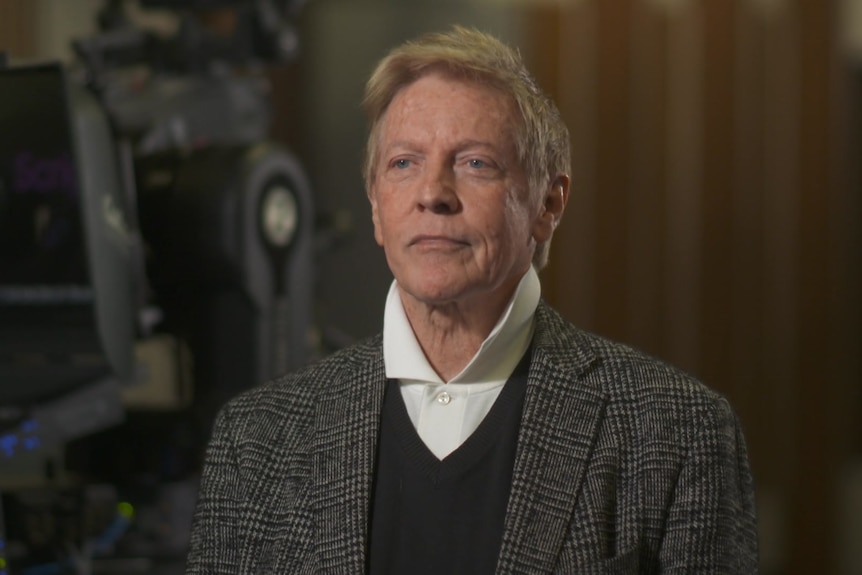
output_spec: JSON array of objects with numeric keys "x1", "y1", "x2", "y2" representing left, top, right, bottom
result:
[
  {"x1": 387, "y1": 71, "x2": 515, "y2": 115},
  {"x1": 379, "y1": 74, "x2": 518, "y2": 138}
]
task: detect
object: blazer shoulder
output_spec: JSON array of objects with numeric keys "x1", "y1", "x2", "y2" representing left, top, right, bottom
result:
[
  {"x1": 215, "y1": 334, "x2": 383, "y2": 444},
  {"x1": 534, "y1": 302, "x2": 735, "y2": 433}
]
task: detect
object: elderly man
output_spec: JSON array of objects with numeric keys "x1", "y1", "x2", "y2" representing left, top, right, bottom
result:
[{"x1": 186, "y1": 26, "x2": 758, "y2": 574}]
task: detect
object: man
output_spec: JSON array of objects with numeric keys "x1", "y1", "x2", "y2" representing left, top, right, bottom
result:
[{"x1": 186, "y1": 26, "x2": 758, "y2": 574}]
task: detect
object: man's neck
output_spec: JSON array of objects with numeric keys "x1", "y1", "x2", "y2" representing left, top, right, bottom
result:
[{"x1": 399, "y1": 287, "x2": 515, "y2": 382}]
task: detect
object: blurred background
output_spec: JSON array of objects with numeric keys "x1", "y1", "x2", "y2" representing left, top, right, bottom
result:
[{"x1": 0, "y1": 0, "x2": 860, "y2": 573}]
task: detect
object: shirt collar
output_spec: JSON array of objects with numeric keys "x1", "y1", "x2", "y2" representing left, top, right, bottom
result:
[{"x1": 383, "y1": 266, "x2": 540, "y2": 384}]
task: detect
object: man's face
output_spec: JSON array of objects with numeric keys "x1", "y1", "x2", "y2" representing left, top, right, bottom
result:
[{"x1": 369, "y1": 72, "x2": 554, "y2": 310}]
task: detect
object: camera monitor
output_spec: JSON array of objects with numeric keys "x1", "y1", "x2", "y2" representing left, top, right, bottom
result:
[{"x1": 0, "y1": 63, "x2": 135, "y2": 407}]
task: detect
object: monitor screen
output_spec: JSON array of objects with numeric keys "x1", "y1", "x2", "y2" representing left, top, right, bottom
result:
[
  {"x1": 0, "y1": 65, "x2": 88, "y2": 288},
  {"x1": 0, "y1": 64, "x2": 134, "y2": 405}
]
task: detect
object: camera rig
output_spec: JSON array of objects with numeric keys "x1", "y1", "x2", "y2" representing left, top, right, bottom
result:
[{"x1": 0, "y1": 0, "x2": 316, "y2": 569}]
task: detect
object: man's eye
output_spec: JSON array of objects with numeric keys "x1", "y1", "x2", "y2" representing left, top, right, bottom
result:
[
  {"x1": 468, "y1": 159, "x2": 486, "y2": 168},
  {"x1": 394, "y1": 159, "x2": 411, "y2": 169}
]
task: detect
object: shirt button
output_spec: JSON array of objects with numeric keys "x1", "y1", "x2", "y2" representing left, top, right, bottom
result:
[{"x1": 436, "y1": 391, "x2": 452, "y2": 405}]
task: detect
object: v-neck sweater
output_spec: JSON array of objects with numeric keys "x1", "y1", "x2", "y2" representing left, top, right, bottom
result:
[{"x1": 367, "y1": 351, "x2": 530, "y2": 575}]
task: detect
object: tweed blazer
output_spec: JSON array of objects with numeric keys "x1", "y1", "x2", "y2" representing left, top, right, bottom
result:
[{"x1": 185, "y1": 302, "x2": 759, "y2": 574}]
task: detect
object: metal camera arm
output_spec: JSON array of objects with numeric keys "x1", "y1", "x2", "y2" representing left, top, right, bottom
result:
[{"x1": 73, "y1": 0, "x2": 307, "y2": 85}]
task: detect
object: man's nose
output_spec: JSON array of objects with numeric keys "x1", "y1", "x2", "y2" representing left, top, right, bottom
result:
[{"x1": 417, "y1": 163, "x2": 460, "y2": 214}]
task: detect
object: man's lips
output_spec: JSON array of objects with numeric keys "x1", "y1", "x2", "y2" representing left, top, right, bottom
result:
[{"x1": 408, "y1": 235, "x2": 469, "y2": 248}]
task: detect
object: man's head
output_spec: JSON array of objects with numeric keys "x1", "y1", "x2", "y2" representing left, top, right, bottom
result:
[{"x1": 362, "y1": 26, "x2": 570, "y2": 270}]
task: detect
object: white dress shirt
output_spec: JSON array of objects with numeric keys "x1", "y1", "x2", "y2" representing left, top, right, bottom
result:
[{"x1": 382, "y1": 267, "x2": 540, "y2": 460}]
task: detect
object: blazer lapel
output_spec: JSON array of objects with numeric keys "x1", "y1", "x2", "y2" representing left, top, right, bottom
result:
[
  {"x1": 311, "y1": 342, "x2": 386, "y2": 574},
  {"x1": 497, "y1": 305, "x2": 608, "y2": 574}
]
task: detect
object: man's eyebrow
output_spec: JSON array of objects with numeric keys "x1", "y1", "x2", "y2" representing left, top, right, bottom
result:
[
  {"x1": 455, "y1": 139, "x2": 498, "y2": 151},
  {"x1": 381, "y1": 139, "x2": 504, "y2": 158}
]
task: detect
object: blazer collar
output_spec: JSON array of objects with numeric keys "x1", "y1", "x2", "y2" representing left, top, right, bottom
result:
[
  {"x1": 496, "y1": 302, "x2": 608, "y2": 573},
  {"x1": 311, "y1": 338, "x2": 386, "y2": 573}
]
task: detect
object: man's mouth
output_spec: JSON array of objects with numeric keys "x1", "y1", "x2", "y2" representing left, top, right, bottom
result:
[{"x1": 409, "y1": 235, "x2": 469, "y2": 249}]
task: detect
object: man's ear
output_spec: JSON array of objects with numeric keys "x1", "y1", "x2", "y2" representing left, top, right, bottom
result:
[
  {"x1": 532, "y1": 174, "x2": 570, "y2": 243},
  {"x1": 369, "y1": 187, "x2": 384, "y2": 247}
]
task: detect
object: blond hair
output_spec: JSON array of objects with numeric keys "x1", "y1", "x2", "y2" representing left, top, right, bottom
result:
[{"x1": 361, "y1": 26, "x2": 570, "y2": 269}]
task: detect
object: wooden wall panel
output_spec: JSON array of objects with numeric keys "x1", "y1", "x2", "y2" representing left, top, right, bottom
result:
[
  {"x1": 0, "y1": 0, "x2": 38, "y2": 59},
  {"x1": 536, "y1": 0, "x2": 860, "y2": 572},
  {"x1": 792, "y1": 1, "x2": 840, "y2": 572},
  {"x1": 544, "y1": 0, "x2": 598, "y2": 330},
  {"x1": 593, "y1": 0, "x2": 634, "y2": 340},
  {"x1": 729, "y1": 0, "x2": 766, "y2": 488},
  {"x1": 700, "y1": 0, "x2": 737, "y2": 396},
  {"x1": 626, "y1": 0, "x2": 668, "y2": 361},
  {"x1": 760, "y1": 0, "x2": 802, "y2": 523},
  {"x1": 662, "y1": 0, "x2": 705, "y2": 377}
]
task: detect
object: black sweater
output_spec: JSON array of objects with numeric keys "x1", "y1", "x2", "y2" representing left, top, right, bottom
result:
[{"x1": 368, "y1": 354, "x2": 529, "y2": 575}]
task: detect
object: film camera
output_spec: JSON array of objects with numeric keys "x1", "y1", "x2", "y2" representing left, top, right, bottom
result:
[{"x1": 0, "y1": 0, "x2": 316, "y2": 569}]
